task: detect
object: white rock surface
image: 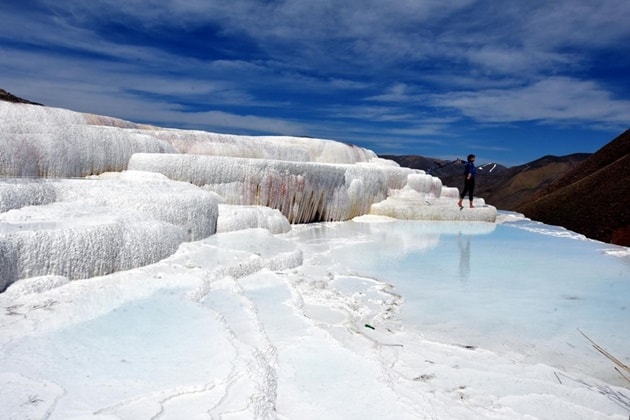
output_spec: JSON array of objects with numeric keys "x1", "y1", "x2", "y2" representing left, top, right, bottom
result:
[
  {"x1": 370, "y1": 186, "x2": 497, "y2": 222},
  {"x1": 128, "y1": 153, "x2": 417, "y2": 223},
  {"x1": 218, "y1": 204, "x2": 291, "y2": 234},
  {"x1": 0, "y1": 179, "x2": 57, "y2": 212},
  {"x1": 0, "y1": 103, "x2": 177, "y2": 177},
  {"x1": 134, "y1": 129, "x2": 378, "y2": 163},
  {"x1": 0, "y1": 101, "x2": 496, "y2": 290},
  {"x1": 0, "y1": 202, "x2": 185, "y2": 290},
  {"x1": 0, "y1": 172, "x2": 220, "y2": 290}
]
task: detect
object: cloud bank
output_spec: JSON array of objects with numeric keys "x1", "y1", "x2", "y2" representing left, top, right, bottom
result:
[{"x1": 1, "y1": 0, "x2": 629, "y2": 163}]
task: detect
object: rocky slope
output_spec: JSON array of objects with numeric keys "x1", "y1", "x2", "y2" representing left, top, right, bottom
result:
[
  {"x1": 0, "y1": 89, "x2": 42, "y2": 105},
  {"x1": 516, "y1": 129, "x2": 630, "y2": 246}
]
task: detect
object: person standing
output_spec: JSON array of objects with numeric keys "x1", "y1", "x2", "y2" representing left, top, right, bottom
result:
[{"x1": 458, "y1": 154, "x2": 476, "y2": 209}]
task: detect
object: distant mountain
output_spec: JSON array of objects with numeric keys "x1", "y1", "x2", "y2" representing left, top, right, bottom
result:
[
  {"x1": 516, "y1": 129, "x2": 630, "y2": 246},
  {"x1": 379, "y1": 153, "x2": 589, "y2": 210},
  {"x1": 0, "y1": 89, "x2": 42, "y2": 105},
  {"x1": 476, "y1": 153, "x2": 590, "y2": 210},
  {"x1": 382, "y1": 130, "x2": 630, "y2": 246}
]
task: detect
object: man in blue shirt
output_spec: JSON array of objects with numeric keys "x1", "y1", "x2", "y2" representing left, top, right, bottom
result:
[{"x1": 457, "y1": 154, "x2": 476, "y2": 209}]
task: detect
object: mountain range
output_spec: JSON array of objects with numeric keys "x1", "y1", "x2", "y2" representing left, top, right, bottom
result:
[{"x1": 382, "y1": 129, "x2": 630, "y2": 246}]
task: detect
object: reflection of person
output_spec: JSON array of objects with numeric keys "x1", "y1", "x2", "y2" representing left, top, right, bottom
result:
[
  {"x1": 457, "y1": 154, "x2": 476, "y2": 209},
  {"x1": 457, "y1": 233, "x2": 471, "y2": 280}
]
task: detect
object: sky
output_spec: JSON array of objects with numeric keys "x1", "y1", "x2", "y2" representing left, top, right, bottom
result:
[{"x1": 1, "y1": 0, "x2": 629, "y2": 166}]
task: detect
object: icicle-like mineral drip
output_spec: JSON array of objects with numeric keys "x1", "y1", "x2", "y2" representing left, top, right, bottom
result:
[
  {"x1": 129, "y1": 154, "x2": 355, "y2": 223},
  {"x1": 129, "y1": 154, "x2": 417, "y2": 223}
]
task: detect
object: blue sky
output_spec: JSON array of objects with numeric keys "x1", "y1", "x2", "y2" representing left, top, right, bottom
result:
[{"x1": 2, "y1": 0, "x2": 629, "y2": 165}]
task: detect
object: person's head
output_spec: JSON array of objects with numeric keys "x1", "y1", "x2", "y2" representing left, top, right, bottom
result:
[{"x1": 467, "y1": 154, "x2": 475, "y2": 162}]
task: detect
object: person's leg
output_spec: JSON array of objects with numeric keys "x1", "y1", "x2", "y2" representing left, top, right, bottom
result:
[
  {"x1": 468, "y1": 178, "x2": 475, "y2": 207},
  {"x1": 458, "y1": 180, "x2": 468, "y2": 208}
]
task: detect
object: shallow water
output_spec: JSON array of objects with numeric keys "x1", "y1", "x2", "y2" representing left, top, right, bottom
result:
[
  {"x1": 283, "y1": 217, "x2": 630, "y2": 384},
  {"x1": 2, "y1": 218, "x2": 628, "y2": 418}
]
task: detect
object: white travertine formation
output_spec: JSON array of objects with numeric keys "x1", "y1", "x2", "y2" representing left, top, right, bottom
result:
[
  {"x1": 140, "y1": 130, "x2": 378, "y2": 163},
  {"x1": 217, "y1": 205, "x2": 291, "y2": 234},
  {"x1": 1, "y1": 275, "x2": 69, "y2": 297},
  {"x1": 370, "y1": 186, "x2": 497, "y2": 222},
  {"x1": 0, "y1": 101, "x2": 496, "y2": 290},
  {"x1": 406, "y1": 173, "x2": 443, "y2": 197},
  {"x1": 0, "y1": 173, "x2": 219, "y2": 241},
  {"x1": 58, "y1": 173, "x2": 220, "y2": 241},
  {"x1": 128, "y1": 153, "x2": 422, "y2": 223},
  {"x1": 129, "y1": 153, "x2": 350, "y2": 223},
  {"x1": 0, "y1": 102, "x2": 177, "y2": 177},
  {"x1": 441, "y1": 186, "x2": 460, "y2": 198},
  {"x1": 0, "y1": 124, "x2": 177, "y2": 177},
  {"x1": 0, "y1": 179, "x2": 57, "y2": 212},
  {"x1": 0, "y1": 172, "x2": 221, "y2": 290},
  {"x1": 0, "y1": 202, "x2": 186, "y2": 291}
]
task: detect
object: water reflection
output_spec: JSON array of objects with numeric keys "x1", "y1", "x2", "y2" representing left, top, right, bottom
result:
[
  {"x1": 284, "y1": 219, "x2": 630, "y2": 385},
  {"x1": 457, "y1": 233, "x2": 471, "y2": 280}
]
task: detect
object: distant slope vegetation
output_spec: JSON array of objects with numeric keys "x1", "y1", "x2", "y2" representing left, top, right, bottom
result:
[{"x1": 516, "y1": 129, "x2": 630, "y2": 246}]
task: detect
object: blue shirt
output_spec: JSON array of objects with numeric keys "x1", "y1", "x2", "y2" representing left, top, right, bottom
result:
[{"x1": 464, "y1": 161, "x2": 476, "y2": 178}]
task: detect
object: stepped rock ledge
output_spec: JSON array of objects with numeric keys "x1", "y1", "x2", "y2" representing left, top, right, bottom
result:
[{"x1": 0, "y1": 101, "x2": 495, "y2": 290}]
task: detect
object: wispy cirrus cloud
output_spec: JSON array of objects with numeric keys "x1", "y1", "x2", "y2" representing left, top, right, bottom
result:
[
  {"x1": 178, "y1": 110, "x2": 309, "y2": 136},
  {"x1": 433, "y1": 77, "x2": 630, "y2": 126},
  {"x1": 1, "y1": 0, "x2": 629, "y2": 163}
]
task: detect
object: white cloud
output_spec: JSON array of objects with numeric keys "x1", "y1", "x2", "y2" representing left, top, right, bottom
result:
[
  {"x1": 433, "y1": 77, "x2": 630, "y2": 126},
  {"x1": 522, "y1": 0, "x2": 630, "y2": 49},
  {"x1": 464, "y1": 47, "x2": 578, "y2": 75},
  {"x1": 185, "y1": 110, "x2": 308, "y2": 135},
  {"x1": 366, "y1": 84, "x2": 414, "y2": 102},
  {"x1": 2, "y1": 0, "x2": 628, "y2": 157}
]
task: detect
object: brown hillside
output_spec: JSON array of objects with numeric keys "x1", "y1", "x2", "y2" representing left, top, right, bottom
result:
[
  {"x1": 0, "y1": 89, "x2": 43, "y2": 105},
  {"x1": 532, "y1": 129, "x2": 630, "y2": 197},
  {"x1": 381, "y1": 153, "x2": 588, "y2": 211},
  {"x1": 483, "y1": 154, "x2": 588, "y2": 210},
  {"x1": 517, "y1": 129, "x2": 630, "y2": 246}
]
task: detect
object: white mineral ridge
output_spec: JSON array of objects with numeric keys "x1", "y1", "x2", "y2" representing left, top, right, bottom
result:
[
  {"x1": 128, "y1": 153, "x2": 459, "y2": 224},
  {"x1": 0, "y1": 171, "x2": 220, "y2": 290},
  {"x1": 370, "y1": 186, "x2": 498, "y2": 222},
  {"x1": 129, "y1": 153, "x2": 350, "y2": 223},
  {"x1": 0, "y1": 201, "x2": 185, "y2": 290},
  {"x1": 0, "y1": 100, "x2": 496, "y2": 292},
  {"x1": 132, "y1": 129, "x2": 379, "y2": 163},
  {"x1": 0, "y1": 102, "x2": 381, "y2": 179},
  {"x1": 0, "y1": 103, "x2": 176, "y2": 178},
  {"x1": 1, "y1": 101, "x2": 491, "y2": 224},
  {"x1": 217, "y1": 204, "x2": 291, "y2": 234}
]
